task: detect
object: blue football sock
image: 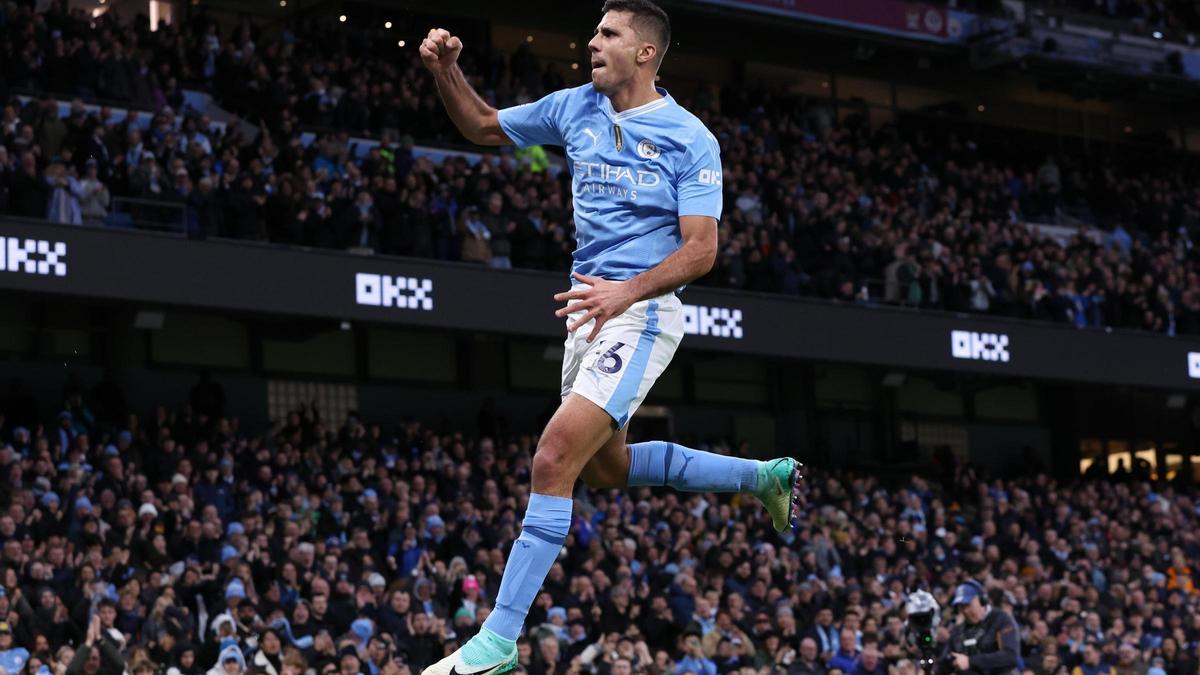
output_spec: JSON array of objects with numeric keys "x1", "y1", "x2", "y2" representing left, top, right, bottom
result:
[
  {"x1": 481, "y1": 493, "x2": 572, "y2": 641},
  {"x1": 627, "y1": 440, "x2": 759, "y2": 492}
]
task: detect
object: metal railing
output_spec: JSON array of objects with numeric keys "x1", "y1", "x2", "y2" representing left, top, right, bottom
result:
[{"x1": 105, "y1": 197, "x2": 187, "y2": 234}]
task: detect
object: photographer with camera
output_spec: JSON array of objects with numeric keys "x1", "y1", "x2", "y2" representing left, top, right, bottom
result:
[
  {"x1": 904, "y1": 591, "x2": 940, "y2": 674},
  {"x1": 937, "y1": 582, "x2": 1019, "y2": 675}
]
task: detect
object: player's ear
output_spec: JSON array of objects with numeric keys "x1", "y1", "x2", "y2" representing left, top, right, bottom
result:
[{"x1": 637, "y1": 42, "x2": 656, "y2": 66}]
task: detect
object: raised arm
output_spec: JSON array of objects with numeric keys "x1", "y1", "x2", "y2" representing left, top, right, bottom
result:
[{"x1": 420, "y1": 28, "x2": 512, "y2": 146}]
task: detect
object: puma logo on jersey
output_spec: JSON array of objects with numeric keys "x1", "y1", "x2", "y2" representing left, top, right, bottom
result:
[{"x1": 582, "y1": 127, "x2": 600, "y2": 147}]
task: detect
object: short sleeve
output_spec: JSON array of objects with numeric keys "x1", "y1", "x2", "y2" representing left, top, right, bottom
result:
[
  {"x1": 497, "y1": 89, "x2": 571, "y2": 149},
  {"x1": 676, "y1": 129, "x2": 723, "y2": 219}
]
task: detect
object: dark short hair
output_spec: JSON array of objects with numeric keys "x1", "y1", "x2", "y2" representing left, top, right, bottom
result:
[{"x1": 601, "y1": 0, "x2": 671, "y2": 65}]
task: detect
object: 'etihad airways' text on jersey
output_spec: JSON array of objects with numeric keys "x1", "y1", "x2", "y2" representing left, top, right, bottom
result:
[{"x1": 497, "y1": 83, "x2": 723, "y2": 281}]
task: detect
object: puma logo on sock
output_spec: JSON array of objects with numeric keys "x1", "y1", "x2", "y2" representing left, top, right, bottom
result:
[{"x1": 675, "y1": 452, "x2": 695, "y2": 485}]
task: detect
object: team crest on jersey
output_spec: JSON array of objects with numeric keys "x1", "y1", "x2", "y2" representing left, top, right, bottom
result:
[{"x1": 636, "y1": 139, "x2": 660, "y2": 159}]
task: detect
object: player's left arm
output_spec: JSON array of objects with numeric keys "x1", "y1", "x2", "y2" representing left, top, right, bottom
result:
[
  {"x1": 554, "y1": 215, "x2": 715, "y2": 342},
  {"x1": 554, "y1": 129, "x2": 722, "y2": 342}
]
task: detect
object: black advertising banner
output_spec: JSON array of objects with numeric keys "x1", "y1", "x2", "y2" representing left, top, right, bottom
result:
[{"x1": 2, "y1": 219, "x2": 1199, "y2": 389}]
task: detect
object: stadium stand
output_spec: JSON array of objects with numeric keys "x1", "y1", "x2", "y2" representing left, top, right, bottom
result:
[
  {"x1": 3, "y1": 3, "x2": 1200, "y2": 334},
  {"x1": 0, "y1": 375, "x2": 1190, "y2": 675},
  {"x1": 945, "y1": 0, "x2": 1200, "y2": 42}
]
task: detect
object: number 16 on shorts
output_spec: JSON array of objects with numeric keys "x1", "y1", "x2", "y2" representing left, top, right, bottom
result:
[{"x1": 582, "y1": 340, "x2": 627, "y2": 374}]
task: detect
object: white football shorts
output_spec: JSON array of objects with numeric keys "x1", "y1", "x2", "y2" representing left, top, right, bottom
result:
[{"x1": 560, "y1": 285, "x2": 684, "y2": 428}]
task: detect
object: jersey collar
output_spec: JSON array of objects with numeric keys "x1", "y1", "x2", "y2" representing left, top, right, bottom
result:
[{"x1": 599, "y1": 86, "x2": 672, "y2": 123}]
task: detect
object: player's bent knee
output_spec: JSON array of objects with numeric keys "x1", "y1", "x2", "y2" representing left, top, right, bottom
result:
[{"x1": 532, "y1": 437, "x2": 571, "y2": 482}]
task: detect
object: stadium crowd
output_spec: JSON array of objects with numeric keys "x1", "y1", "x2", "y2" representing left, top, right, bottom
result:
[
  {"x1": 0, "y1": 378, "x2": 1197, "y2": 675},
  {"x1": 942, "y1": 0, "x2": 1200, "y2": 42},
  {"x1": 1032, "y1": 0, "x2": 1200, "y2": 40},
  {"x1": 3, "y1": 2, "x2": 1200, "y2": 334}
]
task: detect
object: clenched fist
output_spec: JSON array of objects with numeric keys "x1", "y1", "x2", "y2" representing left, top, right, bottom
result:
[{"x1": 420, "y1": 28, "x2": 463, "y2": 75}]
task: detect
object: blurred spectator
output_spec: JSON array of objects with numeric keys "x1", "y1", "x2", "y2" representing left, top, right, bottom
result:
[
  {"x1": 45, "y1": 158, "x2": 83, "y2": 225},
  {"x1": 459, "y1": 206, "x2": 492, "y2": 265},
  {"x1": 482, "y1": 192, "x2": 514, "y2": 270},
  {"x1": 78, "y1": 160, "x2": 110, "y2": 226}
]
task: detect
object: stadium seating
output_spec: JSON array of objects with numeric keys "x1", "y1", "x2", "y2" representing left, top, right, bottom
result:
[
  {"x1": 0, "y1": 373, "x2": 1186, "y2": 675},
  {"x1": 3, "y1": 4, "x2": 1200, "y2": 335}
]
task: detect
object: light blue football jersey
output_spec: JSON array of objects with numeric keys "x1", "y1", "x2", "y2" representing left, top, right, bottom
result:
[{"x1": 497, "y1": 84, "x2": 723, "y2": 281}]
